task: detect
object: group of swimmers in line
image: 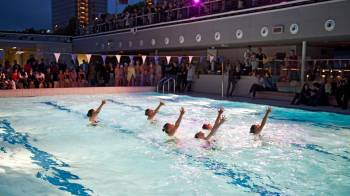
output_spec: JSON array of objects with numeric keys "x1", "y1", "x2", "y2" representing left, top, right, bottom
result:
[{"x1": 87, "y1": 100, "x2": 272, "y2": 143}]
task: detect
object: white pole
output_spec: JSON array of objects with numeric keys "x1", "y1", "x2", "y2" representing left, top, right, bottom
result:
[
  {"x1": 301, "y1": 41, "x2": 307, "y2": 84},
  {"x1": 221, "y1": 62, "x2": 224, "y2": 98},
  {"x1": 167, "y1": 80, "x2": 170, "y2": 92}
]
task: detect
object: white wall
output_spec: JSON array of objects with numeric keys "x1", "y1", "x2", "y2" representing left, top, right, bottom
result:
[{"x1": 193, "y1": 75, "x2": 258, "y2": 96}]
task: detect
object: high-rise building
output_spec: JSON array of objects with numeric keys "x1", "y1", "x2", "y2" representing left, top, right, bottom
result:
[
  {"x1": 88, "y1": 0, "x2": 108, "y2": 25},
  {"x1": 51, "y1": 0, "x2": 107, "y2": 29}
]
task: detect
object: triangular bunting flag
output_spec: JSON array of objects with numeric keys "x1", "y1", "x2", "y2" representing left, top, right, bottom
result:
[
  {"x1": 178, "y1": 56, "x2": 182, "y2": 63},
  {"x1": 189, "y1": 56, "x2": 193, "y2": 63},
  {"x1": 166, "y1": 56, "x2": 171, "y2": 64},
  {"x1": 115, "y1": 55, "x2": 121, "y2": 63},
  {"x1": 142, "y1": 55, "x2": 147, "y2": 64},
  {"x1": 71, "y1": 54, "x2": 77, "y2": 63},
  {"x1": 54, "y1": 53, "x2": 61, "y2": 62},
  {"x1": 129, "y1": 55, "x2": 134, "y2": 61},
  {"x1": 101, "y1": 55, "x2": 107, "y2": 65},
  {"x1": 209, "y1": 55, "x2": 214, "y2": 63},
  {"x1": 154, "y1": 56, "x2": 159, "y2": 64}
]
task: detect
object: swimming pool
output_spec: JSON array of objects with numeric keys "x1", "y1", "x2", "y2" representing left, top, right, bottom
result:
[{"x1": 0, "y1": 92, "x2": 349, "y2": 196}]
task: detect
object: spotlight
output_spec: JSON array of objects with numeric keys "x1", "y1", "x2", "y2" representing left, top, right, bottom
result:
[{"x1": 193, "y1": 0, "x2": 200, "y2": 4}]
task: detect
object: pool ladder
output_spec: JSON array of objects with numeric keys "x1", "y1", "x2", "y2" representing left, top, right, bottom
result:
[{"x1": 157, "y1": 77, "x2": 176, "y2": 94}]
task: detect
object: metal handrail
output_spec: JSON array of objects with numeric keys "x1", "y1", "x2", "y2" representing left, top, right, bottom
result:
[
  {"x1": 157, "y1": 77, "x2": 176, "y2": 94},
  {"x1": 163, "y1": 78, "x2": 176, "y2": 94},
  {"x1": 156, "y1": 77, "x2": 169, "y2": 92}
]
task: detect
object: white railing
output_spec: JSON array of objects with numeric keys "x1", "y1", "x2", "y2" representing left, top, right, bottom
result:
[
  {"x1": 157, "y1": 77, "x2": 176, "y2": 94},
  {"x1": 84, "y1": 0, "x2": 324, "y2": 35}
]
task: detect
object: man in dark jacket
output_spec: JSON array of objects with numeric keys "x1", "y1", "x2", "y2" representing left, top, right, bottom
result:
[{"x1": 226, "y1": 65, "x2": 239, "y2": 97}]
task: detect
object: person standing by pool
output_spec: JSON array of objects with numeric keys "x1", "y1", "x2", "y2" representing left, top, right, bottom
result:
[
  {"x1": 127, "y1": 63, "x2": 136, "y2": 86},
  {"x1": 226, "y1": 65, "x2": 239, "y2": 97},
  {"x1": 145, "y1": 102, "x2": 165, "y2": 120},
  {"x1": 87, "y1": 100, "x2": 107, "y2": 125},
  {"x1": 194, "y1": 108, "x2": 226, "y2": 141},
  {"x1": 186, "y1": 64, "x2": 195, "y2": 92},
  {"x1": 162, "y1": 107, "x2": 185, "y2": 137},
  {"x1": 250, "y1": 106, "x2": 272, "y2": 135},
  {"x1": 114, "y1": 64, "x2": 121, "y2": 86}
]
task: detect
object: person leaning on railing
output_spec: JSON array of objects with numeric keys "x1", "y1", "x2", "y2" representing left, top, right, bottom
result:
[{"x1": 87, "y1": 0, "x2": 306, "y2": 34}]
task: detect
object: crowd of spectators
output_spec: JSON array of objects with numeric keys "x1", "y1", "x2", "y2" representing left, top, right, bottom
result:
[
  {"x1": 0, "y1": 55, "x2": 197, "y2": 92},
  {"x1": 230, "y1": 45, "x2": 350, "y2": 109},
  {"x1": 1, "y1": 48, "x2": 348, "y2": 109},
  {"x1": 0, "y1": 57, "x2": 158, "y2": 89},
  {"x1": 242, "y1": 46, "x2": 300, "y2": 81},
  {"x1": 91, "y1": 0, "x2": 291, "y2": 33},
  {"x1": 248, "y1": 72, "x2": 278, "y2": 98},
  {"x1": 290, "y1": 76, "x2": 349, "y2": 109}
]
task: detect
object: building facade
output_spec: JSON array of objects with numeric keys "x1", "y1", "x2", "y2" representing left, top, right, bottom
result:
[{"x1": 51, "y1": 0, "x2": 107, "y2": 29}]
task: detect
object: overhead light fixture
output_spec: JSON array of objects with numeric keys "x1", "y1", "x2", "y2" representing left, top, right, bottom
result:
[{"x1": 12, "y1": 47, "x2": 17, "y2": 49}]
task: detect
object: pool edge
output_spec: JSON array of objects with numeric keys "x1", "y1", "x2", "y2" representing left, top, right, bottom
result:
[{"x1": 0, "y1": 87, "x2": 155, "y2": 98}]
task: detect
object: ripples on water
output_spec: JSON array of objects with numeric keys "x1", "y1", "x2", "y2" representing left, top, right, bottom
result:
[{"x1": 1, "y1": 93, "x2": 350, "y2": 196}]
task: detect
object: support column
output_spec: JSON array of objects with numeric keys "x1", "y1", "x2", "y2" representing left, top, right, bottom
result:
[
  {"x1": 301, "y1": 41, "x2": 307, "y2": 84},
  {"x1": 221, "y1": 61, "x2": 224, "y2": 98}
]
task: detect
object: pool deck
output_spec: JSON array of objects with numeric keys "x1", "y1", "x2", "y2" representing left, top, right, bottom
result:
[
  {"x1": 0, "y1": 87, "x2": 155, "y2": 97},
  {"x1": 177, "y1": 92, "x2": 350, "y2": 115},
  {"x1": 1, "y1": 88, "x2": 349, "y2": 115}
]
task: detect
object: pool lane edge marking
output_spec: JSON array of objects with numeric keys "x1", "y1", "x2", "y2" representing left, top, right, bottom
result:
[
  {"x1": 42, "y1": 101, "x2": 283, "y2": 196},
  {"x1": 0, "y1": 119, "x2": 93, "y2": 196}
]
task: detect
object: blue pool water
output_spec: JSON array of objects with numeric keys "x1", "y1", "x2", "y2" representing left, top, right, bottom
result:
[{"x1": 0, "y1": 92, "x2": 349, "y2": 195}]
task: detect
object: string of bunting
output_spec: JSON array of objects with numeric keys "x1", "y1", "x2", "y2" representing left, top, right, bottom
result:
[{"x1": 11, "y1": 50, "x2": 217, "y2": 64}]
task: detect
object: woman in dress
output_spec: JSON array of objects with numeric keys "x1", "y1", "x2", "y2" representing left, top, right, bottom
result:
[
  {"x1": 64, "y1": 69, "x2": 71, "y2": 87},
  {"x1": 127, "y1": 63, "x2": 135, "y2": 86}
]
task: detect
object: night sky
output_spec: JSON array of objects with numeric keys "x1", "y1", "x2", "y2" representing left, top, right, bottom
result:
[{"x1": 0, "y1": 0, "x2": 140, "y2": 31}]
